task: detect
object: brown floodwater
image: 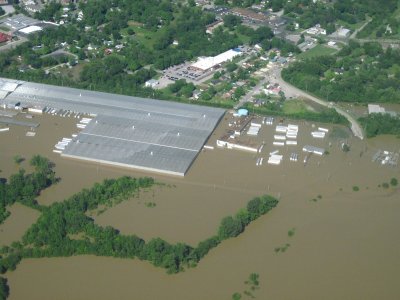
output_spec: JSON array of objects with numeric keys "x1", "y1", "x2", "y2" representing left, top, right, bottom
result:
[
  {"x1": 0, "y1": 203, "x2": 39, "y2": 247},
  {"x1": 1, "y1": 111, "x2": 400, "y2": 299}
]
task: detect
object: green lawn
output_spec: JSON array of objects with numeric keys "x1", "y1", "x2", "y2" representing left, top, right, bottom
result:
[
  {"x1": 282, "y1": 100, "x2": 309, "y2": 114},
  {"x1": 297, "y1": 44, "x2": 337, "y2": 59},
  {"x1": 336, "y1": 19, "x2": 366, "y2": 32},
  {"x1": 122, "y1": 23, "x2": 168, "y2": 49},
  {"x1": 0, "y1": 26, "x2": 10, "y2": 32}
]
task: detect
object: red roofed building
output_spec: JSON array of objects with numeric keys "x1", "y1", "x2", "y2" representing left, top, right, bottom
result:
[{"x1": 0, "y1": 32, "x2": 12, "y2": 43}]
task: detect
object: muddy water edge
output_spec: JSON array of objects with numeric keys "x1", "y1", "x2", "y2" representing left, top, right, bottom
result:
[{"x1": 1, "y1": 112, "x2": 399, "y2": 300}]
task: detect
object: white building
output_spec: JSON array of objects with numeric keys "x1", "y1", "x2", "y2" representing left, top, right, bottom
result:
[
  {"x1": 368, "y1": 104, "x2": 385, "y2": 114},
  {"x1": 191, "y1": 49, "x2": 242, "y2": 71},
  {"x1": 19, "y1": 25, "x2": 42, "y2": 34},
  {"x1": 336, "y1": 28, "x2": 351, "y2": 38},
  {"x1": 145, "y1": 79, "x2": 159, "y2": 88}
]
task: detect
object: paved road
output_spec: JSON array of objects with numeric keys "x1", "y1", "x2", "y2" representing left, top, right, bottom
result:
[
  {"x1": 273, "y1": 68, "x2": 364, "y2": 140},
  {"x1": 349, "y1": 17, "x2": 372, "y2": 40},
  {"x1": 235, "y1": 72, "x2": 271, "y2": 109}
]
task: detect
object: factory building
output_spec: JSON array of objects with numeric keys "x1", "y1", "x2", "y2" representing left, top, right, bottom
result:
[{"x1": 0, "y1": 77, "x2": 225, "y2": 176}]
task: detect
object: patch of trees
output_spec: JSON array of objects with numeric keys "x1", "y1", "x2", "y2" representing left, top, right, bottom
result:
[
  {"x1": 0, "y1": 7, "x2": 4, "y2": 17},
  {"x1": 168, "y1": 79, "x2": 195, "y2": 98},
  {"x1": 358, "y1": 113, "x2": 400, "y2": 138},
  {"x1": 282, "y1": 44, "x2": 400, "y2": 103},
  {"x1": 244, "y1": 102, "x2": 348, "y2": 125},
  {"x1": 0, "y1": 155, "x2": 57, "y2": 224},
  {"x1": 34, "y1": 2, "x2": 62, "y2": 21},
  {"x1": 355, "y1": 0, "x2": 399, "y2": 38},
  {"x1": 0, "y1": 277, "x2": 9, "y2": 300},
  {"x1": 0, "y1": 174, "x2": 278, "y2": 277},
  {"x1": 223, "y1": 15, "x2": 242, "y2": 30},
  {"x1": 268, "y1": 0, "x2": 398, "y2": 36}
]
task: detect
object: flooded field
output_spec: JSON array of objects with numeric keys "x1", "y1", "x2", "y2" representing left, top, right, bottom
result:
[
  {"x1": 0, "y1": 203, "x2": 39, "y2": 247},
  {"x1": 1, "y1": 110, "x2": 400, "y2": 299}
]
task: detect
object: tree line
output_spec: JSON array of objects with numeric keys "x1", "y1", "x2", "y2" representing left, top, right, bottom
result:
[
  {"x1": 282, "y1": 43, "x2": 400, "y2": 104},
  {"x1": 266, "y1": 0, "x2": 398, "y2": 37},
  {"x1": 359, "y1": 113, "x2": 400, "y2": 138},
  {"x1": 0, "y1": 170, "x2": 278, "y2": 281},
  {"x1": 244, "y1": 102, "x2": 348, "y2": 125},
  {"x1": 0, "y1": 155, "x2": 57, "y2": 224}
]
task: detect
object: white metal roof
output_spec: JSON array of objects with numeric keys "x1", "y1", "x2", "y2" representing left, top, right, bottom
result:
[
  {"x1": 1, "y1": 77, "x2": 225, "y2": 176},
  {"x1": 368, "y1": 104, "x2": 385, "y2": 114},
  {"x1": 191, "y1": 49, "x2": 242, "y2": 70},
  {"x1": 19, "y1": 25, "x2": 42, "y2": 34},
  {"x1": 0, "y1": 90, "x2": 9, "y2": 100},
  {"x1": 0, "y1": 82, "x2": 19, "y2": 92}
]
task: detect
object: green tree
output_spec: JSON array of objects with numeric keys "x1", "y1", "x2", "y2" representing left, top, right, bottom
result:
[
  {"x1": 232, "y1": 292, "x2": 242, "y2": 300},
  {"x1": 223, "y1": 15, "x2": 242, "y2": 30},
  {"x1": 218, "y1": 216, "x2": 244, "y2": 240},
  {"x1": 0, "y1": 276, "x2": 9, "y2": 300},
  {"x1": 226, "y1": 62, "x2": 238, "y2": 73},
  {"x1": 13, "y1": 155, "x2": 24, "y2": 165}
]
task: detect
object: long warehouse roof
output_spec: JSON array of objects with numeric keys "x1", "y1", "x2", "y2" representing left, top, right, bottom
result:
[{"x1": 0, "y1": 77, "x2": 225, "y2": 176}]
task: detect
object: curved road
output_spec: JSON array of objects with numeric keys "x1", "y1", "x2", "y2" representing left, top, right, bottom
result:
[{"x1": 274, "y1": 68, "x2": 364, "y2": 140}]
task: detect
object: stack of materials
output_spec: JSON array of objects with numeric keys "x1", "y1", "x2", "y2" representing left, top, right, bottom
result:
[
  {"x1": 247, "y1": 122, "x2": 261, "y2": 136},
  {"x1": 273, "y1": 141, "x2": 285, "y2": 146},
  {"x1": 311, "y1": 127, "x2": 328, "y2": 139},
  {"x1": 290, "y1": 153, "x2": 298, "y2": 162},
  {"x1": 263, "y1": 117, "x2": 274, "y2": 125},
  {"x1": 276, "y1": 125, "x2": 287, "y2": 133},
  {"x1": 311, "y1": 131, "x2": 325, "y2": 138},
  {"x1": 274, "y1": 134, "x2": 286, "y2": 140},
  {"x1": 303, "y1": 145, "x2": 325, "y2": 155},
  {"x1": 77, "y1": 117, "x2": 92, "y2": 129},
  {"x1": 258, "y1": 144, "x2": 264, "y2": 153},
  {"x1": 274, "y1": 125, "x2": 287, "y2": 146},
  {"x1": 286, "y1": 124, "x2": 298, "y2": 145},
  {"x1": 286, "y1": 124, "x2": 298, "y2": 139},
  {"x1": 268, "y1": 153, "x2": 283, "y2": 165},
  {"x1": 54, "y1": 137, "x2": 72, "y2": 153}
]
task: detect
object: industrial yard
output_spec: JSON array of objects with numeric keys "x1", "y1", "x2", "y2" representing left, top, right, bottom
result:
[{"x1": 0, "y1": 80, "x2": 400, "y2": 300}]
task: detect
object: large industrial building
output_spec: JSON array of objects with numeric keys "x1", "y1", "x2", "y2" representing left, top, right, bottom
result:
[
  {"x1": 191, "y1": 48, "x2": 242, "y2": 71},
  {"x1": 0, "y1": 78, "x2": 225, "y2": 176}
]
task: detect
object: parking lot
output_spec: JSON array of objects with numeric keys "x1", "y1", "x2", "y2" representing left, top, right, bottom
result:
[{"x1": 157, "y1": 62, "x2": 217, "y2": 88}]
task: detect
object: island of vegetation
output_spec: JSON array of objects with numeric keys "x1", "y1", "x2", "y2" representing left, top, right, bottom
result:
[{"x1": 0, "y1": 156, "x2": 278, "y2": 299}]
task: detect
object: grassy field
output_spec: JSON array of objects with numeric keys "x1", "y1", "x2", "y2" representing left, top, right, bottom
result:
[
  {"x1": 122, "y1": 22, "x2": 171, "y2": 49},
  {"x1": 282, "y1": 100, "x2": 310, "y2": 114},
  {"x1": 59, "y1": 62, "x2": 87, "y2": 81},
  {"x1": 0, "y1": 26, "x2": 10, "y2": 32},
  {"x1": 298, "y1": 44, "x2": 337, "y2": 59},
  {"x1": 336, "y1": 19, "x2": 366, "y2": 32}
]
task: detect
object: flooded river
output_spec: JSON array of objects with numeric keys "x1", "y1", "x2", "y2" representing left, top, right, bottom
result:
[{"x1": 1, "y1": 112, "x2": 399, "y2": 299}]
